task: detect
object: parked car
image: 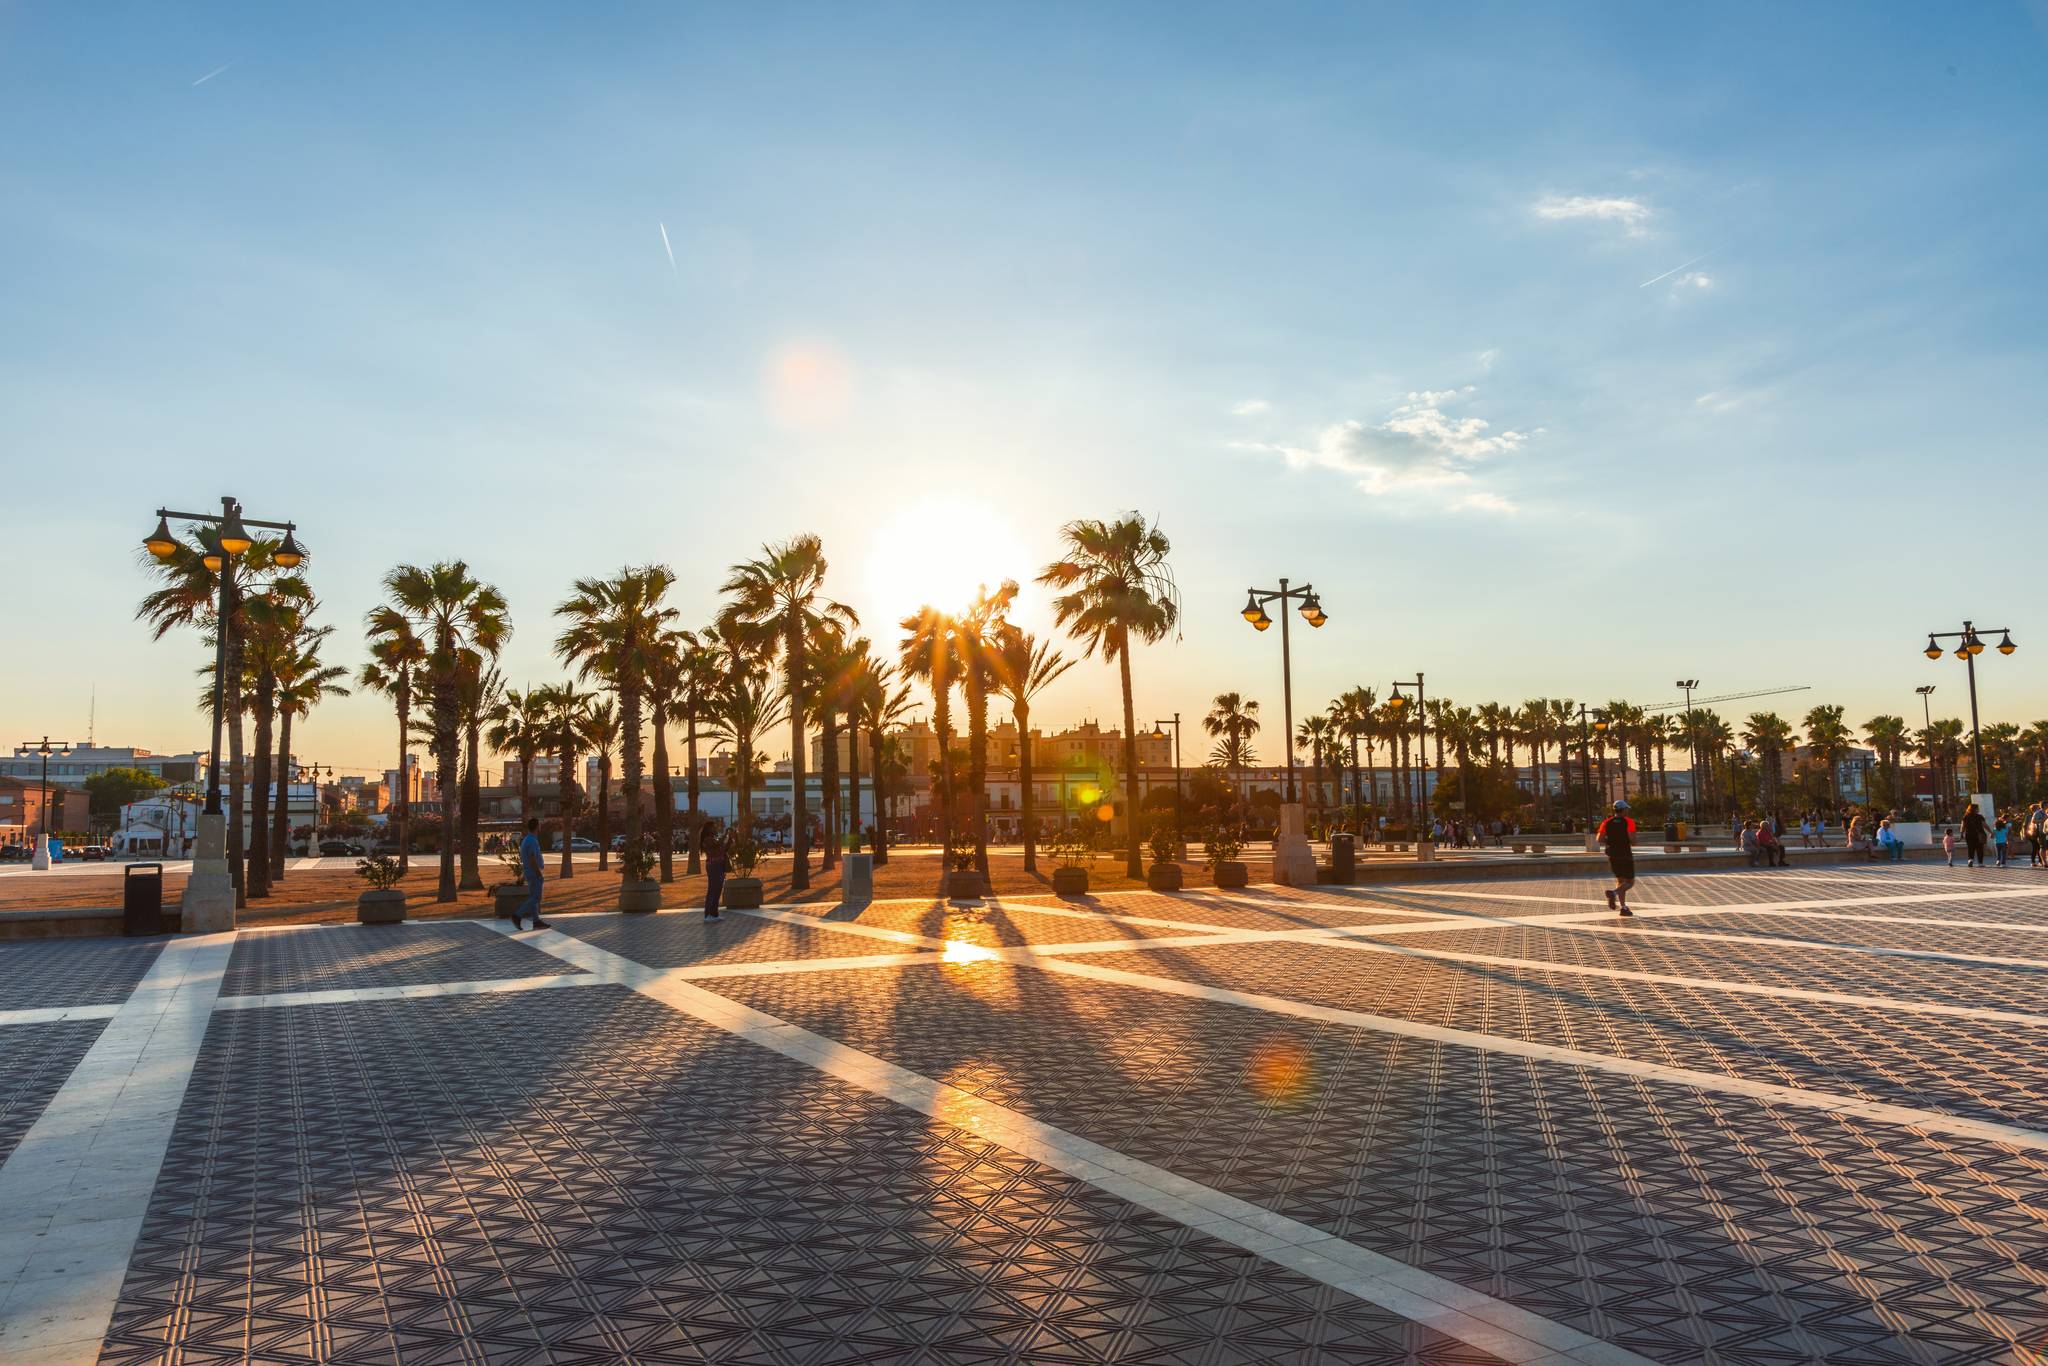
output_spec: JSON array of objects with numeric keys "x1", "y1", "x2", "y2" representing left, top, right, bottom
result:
[
  {"x1": 317, "y1": 839, "x2": 362, "y2": 857},
  {"x1": 551, "y1": 836, "x2": 600, "y2": 853},
  {"x1": 0, "y1": 845, "x2": 28, "y2": 862},
  {"x1": 76, "y1": 844, "x2": 108, "y2": 862}
]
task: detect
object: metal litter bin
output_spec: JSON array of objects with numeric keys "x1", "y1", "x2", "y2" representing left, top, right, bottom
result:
[
  {"x1": 1330, "y1": 832, "x2": 1357, "y2": 884},
  {"x1": 123, "y1": 863, "x2": 164, "y2": 937}
]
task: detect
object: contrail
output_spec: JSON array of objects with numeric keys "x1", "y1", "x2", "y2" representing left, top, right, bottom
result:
[
  {"x1": 1639, "y1": 251, "x2": 1710, "y2": 288},
  {"x1": 191, "y1": 63, "x2": 232, "y2": 86},
  {"x1": 658, "y1": 221, "x2": 676, "y2": 274}
]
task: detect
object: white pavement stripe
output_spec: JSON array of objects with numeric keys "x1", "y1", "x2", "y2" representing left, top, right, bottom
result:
[
  {"x1": 1568, "y1": 923, "x2": 2048, "y2": 973},
  {"x1": 1298, "y1": 938, "x2": 2048, "y2": 1028},
  {"x1": 0, "y1": 933, "x2": 236, "y2": 1365},
  {"x1": 502, "y1": 922, "x2": 1649, "y2": 1366},
  {"x1": 0, "y1": 1005, "x2": 123, "y2": 1029},
  {"x1": 212, "y1": 972, "x2": 606, "y2": 1012},
  {"x1": 1400, "y1": 884, "x2": 2048, "y2": 927},
  {"x1": 728, "y1": 908, "x2": 2048, "y2": 1155}
]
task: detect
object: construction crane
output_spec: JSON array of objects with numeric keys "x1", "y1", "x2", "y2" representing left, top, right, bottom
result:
[{"x1": 1643, "y1": 685, "x2": 1810, "y2": 714}]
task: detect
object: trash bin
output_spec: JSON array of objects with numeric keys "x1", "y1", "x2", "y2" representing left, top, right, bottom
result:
[
  {"x1": 1330, "y1": 832, "x2": 1357, "y2": 884},
  {"x1": 123, "y1": 863, "x2": 164, "y2": 937}
]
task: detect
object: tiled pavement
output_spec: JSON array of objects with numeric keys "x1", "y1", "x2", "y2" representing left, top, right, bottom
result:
[{"x1": 2, "y1": 866, "x2": 2047, "y2": 1363}]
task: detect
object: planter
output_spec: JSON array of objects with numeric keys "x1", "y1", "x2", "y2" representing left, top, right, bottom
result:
[
  {"x1": 944, "y1": 870, "x2": 986, "y2": 900},
  {"x1": 618, "y1": 879, "x2": 661, "y2": 913},
  {"x1": 1052, "y1": 866, "x2": 1090, "y2": 898},
  {"x1": 1212, "y1": 861, "x2": 1249, "y2": 889},
  {"x1": 1145, "y1": 864, "x2": 1183, "y2": 893},
  {"x1": 1416, "y1": 841, "x2": 1435, "y2": 863},
  {"x1": 491, "y1": 885, "x2": 526, "y2": 920},
  {"x1": 356, "y1": 889, "x2": 406, "y2": 925},
  {"x1": 723, "y1": 876, "x2": 764, "y2": 910}
]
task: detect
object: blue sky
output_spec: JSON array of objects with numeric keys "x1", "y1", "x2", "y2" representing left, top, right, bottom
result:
[{"x1": 4, "y1": 2, "x2": 2045, "y2": 775}]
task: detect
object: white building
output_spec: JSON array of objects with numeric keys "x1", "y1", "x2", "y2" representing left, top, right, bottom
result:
[
  {"x1": 113, "y1": 782, "x2": 320, "y2": 857},
  {"x1": 2, "y1": 745, "x2": 206, "y2": 785}
]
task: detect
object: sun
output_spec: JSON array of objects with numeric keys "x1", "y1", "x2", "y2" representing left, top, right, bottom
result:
[{"x1": 861, "y1": 495, "x2": 1035, "y2": 626}]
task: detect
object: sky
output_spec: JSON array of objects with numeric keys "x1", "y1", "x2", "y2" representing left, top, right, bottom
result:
[{"x1": 4, "y1": 2, "x2": 2046, "y2": 778}]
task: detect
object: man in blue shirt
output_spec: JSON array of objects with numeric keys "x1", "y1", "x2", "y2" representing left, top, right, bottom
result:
[{"x1": 513, "y1": 817, "x2": 550, "y2": 930}]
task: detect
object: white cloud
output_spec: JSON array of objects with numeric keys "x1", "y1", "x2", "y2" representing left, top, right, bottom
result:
[
  {"x1": 1533, "y1": 193, "x2": 1652, "y2": 236},
  {"x1": 1694, "y1": 390, "x2": 1747, "y2": 414},
  {"x1": 1242, "y1": 387, "x2": 1535, "y2": 513},
  {"x1": 1230, "y1": 398, "x2": 1270, "y2": 416},
  {"x1": 1476, "y1": 348, "x2": 1500, "y2": 372},
  {"x1": 1677, "y1": 271, "x2": 1713, "y2": 290}
]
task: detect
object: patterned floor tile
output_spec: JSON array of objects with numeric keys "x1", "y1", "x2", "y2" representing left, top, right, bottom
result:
[
  {"x1": 699, "y1": 960, "x2": 2048, "y2": 1364},
  {"x1": 0, "y1": 1017, "x2": 106, "y2": 1164},
  {"x1": 841, "y1": 902, "x2": 1226, "y2": 947},
  {"x1": 0, "y1": 937, "x2": 166, "y2": 1010},
  {"x1": 1044, "y1": 939, "x2": 2048, "y2": 1130},
  {"x1": 97, "y1": 987, "x2": 1492, "y2": 1365},
  {"x1": 219, "y1": 921, "x2": 583, "y2": 997},
  {"x1": 1642, "y1": 911, "x2": 2048, "y2": 961}
]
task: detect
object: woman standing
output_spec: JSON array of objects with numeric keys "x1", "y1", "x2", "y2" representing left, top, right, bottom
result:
[{"x1": 701, "y1": 821, "x2": 728, "y2": 921}]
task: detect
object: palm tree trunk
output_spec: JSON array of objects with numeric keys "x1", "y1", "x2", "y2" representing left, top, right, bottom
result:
[
  {"x1": 247, "y1": 682, "x2": 274, "y2": 899},
  {"x1": 622, "y1": 683, "x2": 643, "y2": 851},
  {"x1": 1019, "y1": 707, "x2": 1039, "y2": 873},
  {"x1": 820, "y1": 709, "x2": 840, "y2": 872},
  {"x1": 652, "y1": 700, "x2": 674, "y2": 883},
  {"x1": 518, "y1": 744, "x2": 532, "y2": 824},
  {"x1": 459, "y1": 717, "x2": 483, "y2": 891},
  {"x1": 1117, "y1": 643, "x2": 1141, "y2": 879},
  {"x1": 685, "y1": 709, "x2": 702, "y2": 875},
  {"x1": 596, "y1": 759, "x2": 611, "y2": 872},
  {"x1": 270, "y1": 707, "x2": 293, "y2": 882},
  {"x1": 868, "y1": 723, "x2": 889, "y2": 867},
  {"x1": 967, "y1": 669, "x2": 990, "y2": 878},
  {"x1": 786, "y1": 621, "x2": 810, "y2": 893},
  {"x1": 394, "y1": 681, "x2": 411, "y2": 875},
  {"x1": 558, "y1": 738, "x2": 577, "y2": 880},
  {"x1": 934, "y1": 686, "x2": 955, "y2": 856},
  {"x1": 435, "y1": 675, "x2": 459, "y2": 903},
  {"x1": 846, "y1": 712, "x2": 863, "y2": 861}
]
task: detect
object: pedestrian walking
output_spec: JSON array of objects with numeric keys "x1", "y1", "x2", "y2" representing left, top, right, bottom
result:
[
  {"x1": 702, "y1": 822, "x2": 728, "y2": 921},
  {"x1": 512, "y1": 817, "x2": 550, "y2": 931},
  {"x1": 1943, "y1": 827, "x2": 1956, "y2": 867},
  {"x1": 1598, "y1": 799, "x2": 1637, "y2": 916},
  {"x1": 1994, "y1": 816, "x2": 2010, "y2": 868},
  {"x1": 2028, "y1": 803, "x2": 2045, "y2": 866},
  {"x1": 1962, "y1": 804, "x2": 1989, "y2": 868}
]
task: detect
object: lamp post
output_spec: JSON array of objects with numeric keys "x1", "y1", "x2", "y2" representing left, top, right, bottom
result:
[
  {"x1": 1915, "y1": 685, "x2": 1938, "y2": 815},
  {"x1": 1149, "y1": 714, "x2": 1183, "y2": 820},
  {"x1": 1921, "y1": 621, "x2": 2016, "y2": 800},
  {"x1": 1576, "y1": 703, "x2": 1609, "y2": 831},
  {"x1": 1241, "y1": 579, "x2": 1327, "y2": 803},
  {"x1": 1386, "y1": 675, "x2": 1425, "y2": 827},
  {"x1": 1674, "y1": 679, "x2": 1699, "y2": 821},
  {"x1": 144, "y1": 497, "x2": 303, "y2": 930},
  {"x1": 15, "y1": 737, "x2": 75, "y2": 869}
]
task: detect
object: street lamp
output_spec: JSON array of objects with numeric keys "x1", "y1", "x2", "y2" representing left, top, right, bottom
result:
[
  {"x1": 1386, "y1": 674, "x2": 1425, "y2": 828},
  {"x1": 1149, "y1": 714, "x2": 1183, "y2": 823},
  {"x1": 143, "y1": 497, "x2": 305, "y2": 819},
  {"x1": 1921, "y1": 621, "x2": 2016, "y2": 799},
  {"x1": 1241, "y1": 579, "x2": 1326, "y2": 803},
  {"x1": 14, "y1": 736, "x2": 75, "y2": 868},
  {"x1": 1576, "y1": 704, "x2": 1609, "y2": 830},
  {"x1": 1674, "y1": 680, "x2": 1699, "y2": 819}
]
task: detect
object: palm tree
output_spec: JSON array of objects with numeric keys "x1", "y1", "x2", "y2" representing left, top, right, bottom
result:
[
  {"x1": 1803, "y1": 704, "x2": 1853, "y2": 810},
  {"x1": 707, "y1": 664, "x2": 787, "y2": 843},
  {"x1": 721, "y1": 535, "x2": 855, "y2": 894},
  {"x1": 455, "y1": 654, "x2": 503, "y2": 890},
  {"x1": 642, "y1": 628, "x2": 697, "y2": 883},
  {"x1": 581, "y1": 698, "x2": 619, "y2": 870},
  {"x1": 360, "y1": 617, "x2": 427, "y2": 873},
  {"x1": 898, "y1": 604, "x2": 960, "y2": 852},
  {"x1": 1333, "y1": 687, "x2": 1377, "y2": 821},
  {"x1": 676, "y1": 629, "x2": 722, "y2": 873},
  {"x1": 271, "y1": 620, "x2": 348, "y2": 880},
  {"x1": 537, "y1": 680, "x2": 588, "y2": 879},
  {"x1": 1918, "y1": 718, "x2": 1965, "y2": 816},
  {"x1": 1040, "y1": 514, "x2": 1179, "y2": 879},
  {"x1": 2021, "y1": 721, "x2": 2048, "y2": 802},
  {"x1": 1982, "y1": 722, "x2": 2023, "y2": 804},
  {"x1": 823, "y1": 635, "x2": 877, "y2": 861},
  {"x1": 487, "y1": 687, "x2": 551, "y2": 825},
  {"x1": 990, "y1": 626, "x2": 1073, "y2": 872},
  {"x1": 378, "y1": 562, "x2": 510, "y2": 903},
  {"x1": 804, "y1": 621, "x2": 859, "y2": 874},
  {"x1": 1864, "y1": 715, "x2": 1909, "y2": 804},
  {"x1": 1518, "y1": 700, "x2": 1551, "y2": 819},
  {"x1": 853, "y1": 659, "x2": 914, "y2": 866},
  {"x1": 1443, "y1": 706, "x2": 1482, "y2": 822},
  {"x1": 952, "y1": 581, "x2": 1018, "y2": 877},
  {"x1": 556, "y1": 566, "x2": 676, "y2": 861},
  {"x1": 1296, "y1": 714, "x2": 1338, "y2": 822},
  {"x1": 236, "y1": 585, "x2": 309, "y2": 899},
  {"x1": 1203, "y1": 693, "x2": 1261, "y2": 810},
  {"x1": 1743, "y1": 712, "x2": 1794, "y2": 818}
]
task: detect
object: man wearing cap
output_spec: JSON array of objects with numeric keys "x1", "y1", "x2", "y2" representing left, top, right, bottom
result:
[{"x1": 1597, "y1": 799, "x2": 1637, "y2": 916}]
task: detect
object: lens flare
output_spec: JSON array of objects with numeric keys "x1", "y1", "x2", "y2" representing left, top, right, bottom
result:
[
  {"x1": 942, "y1": 939, "x2": 1000, "y2": 965},
  {"x1": 1247, "y1": 1037, "x2": 1314, "y2": 1104}
]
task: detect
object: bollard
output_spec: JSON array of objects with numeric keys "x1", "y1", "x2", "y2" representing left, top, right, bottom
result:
[{"x1": 839, "y1": 852, "x2": 874, "y2": 906}]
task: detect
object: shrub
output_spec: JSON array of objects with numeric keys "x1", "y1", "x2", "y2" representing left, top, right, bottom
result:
[
  {"x1": 1046, "y1": 827, "x2": 1094, "y2": 870},
  {"x1": 1147, "y1": 813, "x2": 1179, "y2": 868},
  {"x1": 355, "y1": 854, "x2": 404, "y2": 890},
  {"x1": 619, "y1": 838, "x2": 654, "y2": 883},
  {"x1": 727, "y1": 832, "x2": 760, "y2": 876},
  {"x1": 1203, "y1": 822, "x2": 1245, "y2": 871},
  {"x1": 947, "y1": 825, "x2": 978, "y2": 872},
  {"x1": 495, "y1": 846, "x2": 525, "y2": 887}
]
